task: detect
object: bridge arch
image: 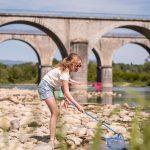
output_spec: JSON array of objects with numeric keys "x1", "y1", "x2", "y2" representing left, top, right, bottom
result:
[
  {"x1": 92, "y1": 48, "x2": 102, "y2": 82},
  {"x1": 0, "y1": 20, "x2": 68, "y2": 58},
  {"x1": 93, "y1": 23, "x2": 150, "y2": 51},
  {"x1": 110, "y1": 40, "x2": 150, "y2": 62},
  {"x1": 132, "y1": 42, "x2": 150, "y2": 54},
  {"x1": 118, "y1": 25, "x2": 150, "y2": 40},
  {"x1": 0, "y1": 21, "x2": 69, "y2": 79},
  {"x1": 95, "y1": 25, "x2": 150, "y2": 91},
  {"x1": 0, "y1": 39, "x2": 41, "y2": 83},
  {"x1": 112, "y1": 42, "x2": 150, "y2": 63},
  {"x1": 92, "y1": 48, "x2": 101, "y2": 66}
]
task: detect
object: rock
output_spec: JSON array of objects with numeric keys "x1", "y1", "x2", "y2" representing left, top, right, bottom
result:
[
  {"x1": 75, "y1": 127, "x2": 87, "y2": 137},
  {"x1": 66, "y1": 135, "x2": 83, "y2": 146},
  {"x1": 119, "y1": 110, "x2": 129, "y2": 116},
  {"x1": 62, "y1": 116, "x2": 81, "y2": 124},
  {"x1": 102, "y1": 110, "x2": 112, "y2": 116},
  {"x1": 86, "y1": 121, "x2": 97, "y2": 129},
  {"x1": 66, "y1": 126, "x2": 77, "y2": 135},
  {"x1": 62, "y1": 124, "x2": 72, "y2": 135},
  {"x1": 10, "y1": 119, "x2": 20, "y2": 130},
  {"x1": 110, "y1": 124, "x2": 127, "y2": 135},
  {"x1": 86, "y1": 129, "x2": 94, "y2": 139},
  {"x1": 32, "y1": 143, "x2": 53, "y2": 150},
  {"x1": 141, "y1": 111, "x2": 150, "y2": 118},
  {"x1": 104, "y1": 131, "x2": 114, "y2": 138},
  {"x1": 18, "y1": 134, "x2": 30, "y2": 143},
  {"x1": 28, "y1": 121, "x2": 40, "y2": 127},
  {"x1": 110, "y1": 114, "x2": 120, "y2": 122},
  {"x1": 122, "y1": 115, "x2": 132, "y2": 122},
  {"x1": 128, "y1": 111, "x2": 135, "y2": 117},
  {"x1": 1, "y1": 144, "x2": 24, "y2": 150},
  {"x1": 123, "y1": 103, "x2": 130, "y2": 109},
  {"x1": 0, "y1": 117, "x2": 11, "y2": 131}
]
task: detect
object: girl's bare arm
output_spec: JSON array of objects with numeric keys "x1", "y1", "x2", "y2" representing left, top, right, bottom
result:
[
  {"x1": 61, "y1": 80, "x2": 84, "y2": 112},
  {"x1": 69, "y1": 79, "x2": 80, "y2": 85}
]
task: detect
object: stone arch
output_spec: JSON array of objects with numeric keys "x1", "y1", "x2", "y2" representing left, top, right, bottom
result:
[
  {"x1": 92, "y1": 48, "x2": 102, "y2": 82},
  {"x1": 94, "y1": 24, "x2": 150, "y2": 92},
  {"x1": 111, "y1": 42, "x2": 150, "y2": 64},
  {"x1": 110, "y1": 40, "x2": 150, "y2": 63},
  {"x1": 0, "y1": 20, "x2": 68, "y2": 58},
  {"x1": 132, "y1": 42, "x2": 150, "y2": 54},
  {"x1": 118, "y1": 25, "x2": 150, "y2": 40},
  {"x1": 93, "y1": 23, "x2": 150, "y2": 51},
  {"x1": 0, "y1": 39, "x2": 41, "y2": 83},
  {"x1": 92, "y1": 48, "x2": 101, "y2": 66}
]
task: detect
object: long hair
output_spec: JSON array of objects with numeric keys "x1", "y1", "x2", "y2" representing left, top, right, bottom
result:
[{"x1": 58, "y1": 53, "x2": 82, "y2": 71}]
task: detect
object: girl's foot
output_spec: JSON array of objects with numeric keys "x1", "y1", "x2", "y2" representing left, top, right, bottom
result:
[
  {"x1": 49, "y1": 141, "x2": 54, "y2": 150},
  {"x1": 50, "y1": 139, "x2": 60, "y2": 149}
]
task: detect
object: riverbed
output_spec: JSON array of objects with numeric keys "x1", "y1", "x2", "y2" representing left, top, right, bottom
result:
[
  {"x1": 0, "y1": 87, "x2": 150, "y2": 150},
  {"x1": 0, "y1": 84, "x2": 150, "y2": 105}
]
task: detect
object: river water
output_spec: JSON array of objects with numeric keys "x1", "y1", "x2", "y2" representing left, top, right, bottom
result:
[
  {"x1": 88, "y1": 86, "x2": 150, "y2": 105},
  {"x1": 0, "y1": 84, "x2": 150, "y2": 105}
]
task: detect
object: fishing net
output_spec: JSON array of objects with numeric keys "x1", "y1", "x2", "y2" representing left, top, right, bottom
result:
[{"x1": 106, "y1": 133, "x2": 127, "y2": 150}]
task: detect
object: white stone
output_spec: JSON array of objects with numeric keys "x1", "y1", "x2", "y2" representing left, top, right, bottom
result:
[{"x1": 0, "y1": 117, "x2": 11, "y2": 131}]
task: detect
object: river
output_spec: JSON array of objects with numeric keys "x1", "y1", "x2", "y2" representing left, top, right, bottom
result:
[
  {"x1": 0, "y1": 84, "x2": 150, "y2": 105},
  {"x1": 87, "y1": 86, "x2": 150, "y2": 105}
]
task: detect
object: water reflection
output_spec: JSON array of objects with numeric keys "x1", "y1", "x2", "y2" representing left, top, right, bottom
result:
[
  {"x1": 88, "y1": 96, "x2": 113, "y2": 104},
  {"x1": 88, "y1": 87, "x2": 150, "y2": 105},
  {"x1": 113, "y1": 87, "x2": 150, "y2": 105}
]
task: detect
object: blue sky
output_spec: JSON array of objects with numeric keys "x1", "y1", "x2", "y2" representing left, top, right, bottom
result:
[{"x1": 0, "y1": 0, "x2": 150, "y2": 64}]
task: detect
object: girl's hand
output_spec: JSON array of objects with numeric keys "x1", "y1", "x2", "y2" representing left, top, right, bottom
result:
[
  {"x1": 78, "y1": 82, "x2": 87, "y2": 86},
  {"x1": 60, "y1": 100, "x2": 70, "y2": 109},
  {"x1": 76, "y1": 104, "x2": 84, "y2": 113}
]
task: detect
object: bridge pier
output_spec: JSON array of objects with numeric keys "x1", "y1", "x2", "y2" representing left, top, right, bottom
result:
[
  {"x1": 101, "y1": 66, "x2": 113, "y2": 92},
  {"x1": 39, "y1": 65, "x2": 53, "y2": 81},
  {"x1": 70, "y1": 42, "x2": 88, "y2": 102}
]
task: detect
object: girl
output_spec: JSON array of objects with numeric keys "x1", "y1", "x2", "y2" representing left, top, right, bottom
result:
[{"x1": 38, "y1": 53, "x2": 84, "y2": 148}]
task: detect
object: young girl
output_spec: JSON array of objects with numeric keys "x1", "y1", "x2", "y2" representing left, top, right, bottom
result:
[{"x1": 37, "y1": 53, "x2": 84, "y2": 148}]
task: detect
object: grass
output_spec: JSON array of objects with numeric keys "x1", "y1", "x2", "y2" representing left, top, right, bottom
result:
[
  {"x1": 90, "y1": 123, "x2": 101, "y2": 150},
  {"x1": 127, "y1": 89, "x2": 150, "y2": 150}
]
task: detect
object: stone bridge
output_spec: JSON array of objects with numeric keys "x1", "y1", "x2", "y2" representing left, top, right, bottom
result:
[{"x1": 0, "y1": 12, "x2": 150, "y2": 92}]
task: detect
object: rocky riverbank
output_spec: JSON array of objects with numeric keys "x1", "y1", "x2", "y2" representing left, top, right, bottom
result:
[{"x1": 0, "y1": 88, "x2": 149, "y2": 150}]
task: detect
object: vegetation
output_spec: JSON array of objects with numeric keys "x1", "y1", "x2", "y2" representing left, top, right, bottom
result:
[
  {"x1": 0, "y1": 58, "x2": 150, "y2": 86},
  {"x1": 88, "y1": 61, "x2": 97, "y2": 82},
  {"x1": 113, "y1": 61, "x2": 150, "y2": 86},
  {"x1": 88, "y1": 60, "x2": 150, "y2": 86},
  {"x1": 0, "y1": 63, "x2": 38, "y2": 84},
  {"x1": 127, "y1": 91, "x2": 150, "y2": 150}
]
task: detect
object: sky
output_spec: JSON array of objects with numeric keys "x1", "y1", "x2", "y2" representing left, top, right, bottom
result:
[{"x1": 0, "y1": 0, "x2": 150, "y2": 64}]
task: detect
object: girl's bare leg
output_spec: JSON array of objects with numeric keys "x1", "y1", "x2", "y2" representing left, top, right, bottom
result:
[{"x1": 45, "y1": 97, "x2": 59, "y2": 143}]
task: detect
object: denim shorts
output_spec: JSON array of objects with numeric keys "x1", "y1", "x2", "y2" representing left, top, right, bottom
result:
[{"x1": 38, "y1": 79, "x2": 55, "y2": 100}]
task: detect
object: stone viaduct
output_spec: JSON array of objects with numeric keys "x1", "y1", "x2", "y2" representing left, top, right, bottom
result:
[{"x1": 0, "y1": 12, "x2": 150, "y2": 92}]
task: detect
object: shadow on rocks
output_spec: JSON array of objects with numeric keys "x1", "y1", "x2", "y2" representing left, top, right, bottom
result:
[{"x1": 30, "y1": 135, "x2": 50, "y2": 143}]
